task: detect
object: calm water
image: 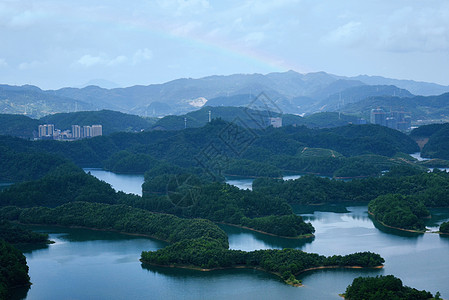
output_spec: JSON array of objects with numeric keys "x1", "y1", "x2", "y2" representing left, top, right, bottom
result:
[
  {"x1": 225, "y1": 174, "x2": 302, "y2": 190},
  {"x1": 14, "y1": 173, "x2": 449, "y2": 299},
  {"x1": 83, "y1": 168, "x2": 144, "y2": 196}
]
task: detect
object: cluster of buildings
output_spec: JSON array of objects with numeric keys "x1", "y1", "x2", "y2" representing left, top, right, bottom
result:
[
  {"x1": 38, "y1": 124, "x2": 102, "y2": 140},
  {"x1": 370, "y1": 108, "x2": 411, "y2": 131}
]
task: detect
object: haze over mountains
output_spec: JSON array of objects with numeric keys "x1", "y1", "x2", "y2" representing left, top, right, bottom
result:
[{"x1": 1, "y1": 70, "x2": 449, "y2": 121}]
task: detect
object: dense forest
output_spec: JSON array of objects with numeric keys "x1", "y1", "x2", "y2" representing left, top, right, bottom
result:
[
  {"x1": 0, "y1": 147, "x2": 70, "y2": 182},
  {"x1": 0, "y1": 202, "x2": 228, "y2": 247},
  {"x1": 368, "y1": 194, "x2": 430, "y2": 231},
  {"x1": 141, "y1": 236, "x2": 384, "y2": 286},
  {"x1": 0, "y1": 162, "x2": 314, "y2": 238},
  {"x1": 253, "y1": 169, "x2": 449, "y2": 207},
  {"x1": 440, "y1": 221, "x2": 449, "y2": 234},
  {"x1": 343, "y1": 275, "x2": 435, "y2": 300},
  {"x1": 0, "y1": 220, "x2": 49, "y2": 244},
  {"x1": 0, "y1": 221, "x2": 51, "y2": 299},
  {"x1": 0, "y1": 119, "x2": 420, "y2": 177},
  {"x1": 141, "y1": 176, "x2": 314, "y2": 237},
  {"x1": 411, "y1": 123, "x2": 449, "y2": 160},
  {"x1": 253, "y1": 168, "x2": 449, "y2": 231},
  {"x1": 0, "y1": 239, "x2": 30, "y2": 300}
]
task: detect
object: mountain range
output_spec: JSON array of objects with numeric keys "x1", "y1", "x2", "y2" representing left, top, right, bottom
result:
[{"x1": 1, "y1": 70, "x2": 449, "y2": 121}]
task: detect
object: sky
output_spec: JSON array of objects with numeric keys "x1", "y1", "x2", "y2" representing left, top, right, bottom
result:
[{"x1": 0, "y1": 0, "x2": 448, "y2": 89}]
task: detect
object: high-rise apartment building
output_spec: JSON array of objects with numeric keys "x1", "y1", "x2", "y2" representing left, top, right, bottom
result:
[
  {"x1": 38, "y1": 124, "x2": 55, "y2": 137},
  {"x1": 72, "y1": 125, "x2": 81, "y2": 139},
  {"x1": 91, "y1": 125, "x2": 103, "y2": 137}
]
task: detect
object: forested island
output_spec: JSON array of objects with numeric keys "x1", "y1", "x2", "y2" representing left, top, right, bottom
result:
[
  {"x1": 440, "y1": 222, "x2": 449, "y2": 234},
  {"x1": 141, "y1": 238, "x2": 384, "y2": 286},
  {"x1": 0, "y1": 221, "x2": 51, "y2": 299},
  {"x1": 343, "y1": 275, "x2": 437, "y2": 300},
  {"x1": 368, "y1": 194, "x2": 430, "y2": 232},
  {"x1": 253, "y1": 168, "x2": 449, "y2": 232}
]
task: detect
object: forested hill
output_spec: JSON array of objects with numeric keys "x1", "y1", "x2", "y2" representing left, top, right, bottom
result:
[
  {"x1": 410, "y1": 122, "x2": 449, "y2": 160},
  {"x1": 0, "y1": 120, "x2": 419, "y2": 176},
  {"x1": 40, "y1": 110, "x2": 156, "y2": 135},
  {"x1": 0, "y1": 114, "x2": 40, "y2": 139},
  {"x1": 342, "y1": 92, "x2": 449, "y2": 122},
  {"x1": 0, "y1": 110, "x2": 156, "y2": 138},
  {"x1": 152, "y1": 106, "x2": 363, "y2": 131}
]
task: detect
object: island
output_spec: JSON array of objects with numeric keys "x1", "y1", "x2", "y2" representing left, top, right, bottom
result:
[
  {"x1": 141, "y1": 237, "x2": 384, "y2": 286},
  {"x1": 0, "y1": 220, "x2": 52, "y2": 299},
  {"x1": 368, "y1": 194, "x2": 430, "y2": 232},
  {"x1": 440, "y1": 221, "x2": 449, "y2": 234},
  {"x1": 343, "y1": 275, "x2": 438, "y2": 300}
]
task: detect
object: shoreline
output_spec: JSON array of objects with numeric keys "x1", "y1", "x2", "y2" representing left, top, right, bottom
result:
[
  {"x1": 217, "y1": 222, "x2": 315, "y2": 239},
  {"x1": 18, "y1": 222, "x2": 172, "y2": 244},
  {"x1": 368, "y1": 211, "x2": 427, "y2": 233},
  {"x1": 140, "y1": 261, "x2": 383, "y2": 287}
]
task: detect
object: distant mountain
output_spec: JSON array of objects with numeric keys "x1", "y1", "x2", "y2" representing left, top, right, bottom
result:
[
  {"x1": 342, "y1": 92, "x2": 449, "y2": 122},
  {"x1": 350, "y1": 75, "x2": 449, "y2": 96},
  {"x1": 1, "y1": 70, "x2": 448, "y2": 121},
  {"x1": 0, "y1": 84, "x2": 98, "y2": 118},
  {"x1": 80, "y1": 79, "x2": 121, "y2": 89},
  {"x1": 317, "y1": 85, "x2": 413, "y2": 112},
  {"x1": 152, "y1": 106, "x2": 363, "y2": 131}
]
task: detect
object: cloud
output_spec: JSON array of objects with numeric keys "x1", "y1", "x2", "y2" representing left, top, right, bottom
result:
[
  {"x1": 107, "y1": 55, "x2": 128, "y2": 66},
  {"x1": 18, "y1": 60, "x2": 42, "y2": 70},
  {"x1": 133, "y1": 49, "x2": 153, "y2": 65},
  {"x1": 75, "y1": 50, "x2": 152, "y2": 68},
  {"x1": 158, "y1": 0, "x2": 210, "y2": 16},
  {"x1": 0, "y1": 59, "x2": 7, "y2": 67},
  {"x1": 322, "y1": 21, "x2": 365, "y2": 47},
  {"x1": 77, "y1": 54, "x2": 104, "y2": 67},
  {"x1": 376, "y1": 5, "x2": 449, "y2": 52}
]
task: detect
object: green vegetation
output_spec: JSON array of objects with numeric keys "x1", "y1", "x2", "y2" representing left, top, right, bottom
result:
[
  {"x1": 254, "y1": 169, "x2": 449, "y2": 232},
  {"x1": 103, "y1": 150, "x2": 157, "y2": 173},
  {"x1": 141, "y1": 180, "x2": 314, "y2": 238},
  {"x1": 40, "y1": 110, "x2": 156, "y2": 135},
  {"x1": 343, "y1": 92, "x2": 449, "y2": 124},
  {"x1": 223, "y1": 159, "x2": 282, "y2": 178},
  {"x1": 0, "y1": 119, "x2": 420, "y2": 178},
  {"x1": 0, "y1": 114, "x2": 39, "y2": 139},
  {"x1": 440, "y1": 221, "x2": 449, "y2": 234},
  {"x1": 253, "y1": 169, "x2": 449, "y2": 207},
  {"x1": 415, "y1": 123, "x2": 449, "y2": 160},
  {"x1": 0, "y1": 220, "x2": 49, "y2": 244},
  {"x1": 368, "y1": 194, "x2": 430, "y2": 231},
  {"x1": 0, "y1": 146, "x2": 71, "y2": 182},
  {"x1": 343, "y1": 275, "x2": 434, "y2": 300},
  {"x1": 141, "y1": 237, "x2": 384, "y2": 285},
  {"x1": 0, "y1": 202, "x2": 228, "y2": 248},
  {"x1": 0, "y1": 239, "x2": 30, "y2": 299},
  {"x1": 0, "y1": 164, "x2": 120, "y2": 207}
]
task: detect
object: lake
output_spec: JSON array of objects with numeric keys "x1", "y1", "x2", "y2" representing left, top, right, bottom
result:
[{"x1": 14, "y1": 171, "x2": 449, "y2": 299}]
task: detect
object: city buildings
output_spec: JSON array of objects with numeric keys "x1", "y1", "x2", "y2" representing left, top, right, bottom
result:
[
  {"x1": 38, "y1": 124, "x2": 102, "y2": 140},
  {"x1": 370, "y1": 108, "x2": 411, "y2": 131}
]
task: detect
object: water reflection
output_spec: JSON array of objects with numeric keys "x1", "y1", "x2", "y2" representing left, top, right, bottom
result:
[
  {"x1": 83, "y1": 168, "x2": 144, "y2": 195},
  {"x1": 370, "y1": 217, "x2": 424, "y2": 238},
  {"x1": 220, "y1": 224, "x2": 314, "y2": 251},
  {"x1": 16, "y1": 243, "x2": 50, "y2": 254},
  {"x1": 141, "y1": 263, "x2": 279, "y2": 282}
]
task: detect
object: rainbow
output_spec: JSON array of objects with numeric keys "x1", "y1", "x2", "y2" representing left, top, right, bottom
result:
[{"x1": 94, "y1": 10, "x2": 306, "y2": 75}]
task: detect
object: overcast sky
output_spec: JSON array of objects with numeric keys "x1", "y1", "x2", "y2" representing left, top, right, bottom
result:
[{"x1": 1, "y1": 0, "x2": 448, "y2": 89}]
